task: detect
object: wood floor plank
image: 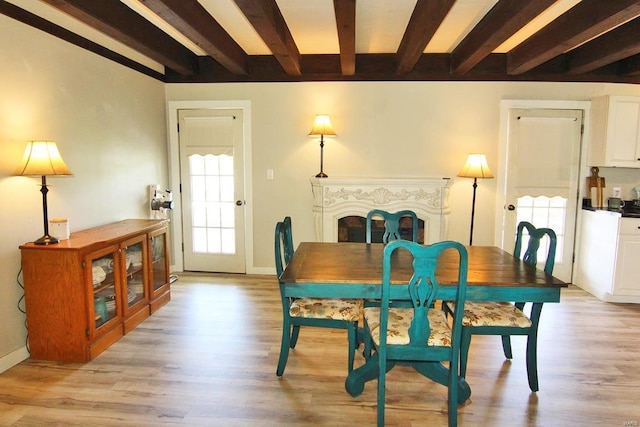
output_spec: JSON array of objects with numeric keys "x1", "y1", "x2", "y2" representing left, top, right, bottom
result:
[{"x1": 1, "y1": 273, "x2": 639, "y2": 426}]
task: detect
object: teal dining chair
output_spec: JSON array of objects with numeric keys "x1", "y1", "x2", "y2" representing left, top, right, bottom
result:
[
  {"x1": 274, "y1": 216, "x2": 362, "y2": 377},
  {"x1": 445, "y1": 221, "x2": 557, "y2": 392},
  {"x1": 362, "y1": 239, "x2": 468, "y2": 427},
  {"x1": 365, "y1": 209, "x2": 419, "y2": 244},
  {"x1": 363, "y1": 209, "x2": 420, "y2": 359}
]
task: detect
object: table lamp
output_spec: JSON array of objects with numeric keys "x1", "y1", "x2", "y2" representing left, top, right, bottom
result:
[
  {"x1": 458, "y1": 153, "x2": 494, "y2": 246},
  {"x1": 308, "y1": 114, "x2": 336, "y2": 178},
  {"x1": 14, "y1": 141, "x2": 73, "y2": 245}
]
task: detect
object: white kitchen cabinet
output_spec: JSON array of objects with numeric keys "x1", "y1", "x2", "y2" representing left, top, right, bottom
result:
[
  {"x1": 575, "y1": 209, "x2": 640, "y2": 302},
  {"x1": 589, "y1": 95, "x2": 640, "y2": 168},
  {"x1": 612, "y1": 220, "x2": 640, "y2": 296}
]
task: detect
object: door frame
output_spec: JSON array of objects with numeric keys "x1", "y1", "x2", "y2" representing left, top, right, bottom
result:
[
  {"x1": 495, "y1": 99, "x2": 591, "y2": 284},
  {"x1": 167, "y1": 100, "x2": 253, "y2": 273}
]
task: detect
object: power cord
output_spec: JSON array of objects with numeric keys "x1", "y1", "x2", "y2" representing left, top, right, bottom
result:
[{"x1": 16, "y1": 267, "x2": 29, "y2": 353}]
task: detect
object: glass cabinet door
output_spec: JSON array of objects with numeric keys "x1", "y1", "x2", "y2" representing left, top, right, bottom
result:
[
  {"x1": 148, "y1": 227, "x2": 171, "y2": 313},
  {"x1": 150, "y1": 231, "x2": 168, "y2": 294},
  {"x1": 91, "y1": 250, "x2": 119, "y2": 330},
  {"x1": 151, "y1": 233, "x2": 168, "y2": 293},
  {"x1": 123, "y1": 239, "x2": 148, "y2": 310}
]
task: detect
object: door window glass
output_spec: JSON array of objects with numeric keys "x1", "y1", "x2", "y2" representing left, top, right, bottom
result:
[
  {"x1": 515, "y1": 195, "x2": 566, "y2": 263},
  {"x1": 189, "y1": 153, "x2": 235, "y2": 254}
]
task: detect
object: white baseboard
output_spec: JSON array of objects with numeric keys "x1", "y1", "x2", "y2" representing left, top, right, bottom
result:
[
  {"x1": 604, "y1": 293, "x2": 640, "y2": 303},
  {"x1": 0, "y1": 346, "x2": 29, "y2": 374},
  {"x1": 247, "y1": 266, "x2": 275, "y2": 275},
  {"x1": 172, "y1": 267, "x2": 276, "y2": 276}
]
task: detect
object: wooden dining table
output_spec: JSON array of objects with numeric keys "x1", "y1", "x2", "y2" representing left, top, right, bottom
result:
[{"x1": 279, "y1": 242, "x2": 567, "y2": 402}]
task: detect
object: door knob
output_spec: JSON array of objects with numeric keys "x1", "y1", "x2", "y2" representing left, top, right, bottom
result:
[
  {"x1": 235, "y1": 200, "x2": 244, "y2": 206},
  {"x1": 507, "y1": 204, "x2": 516, "y2": 211}
]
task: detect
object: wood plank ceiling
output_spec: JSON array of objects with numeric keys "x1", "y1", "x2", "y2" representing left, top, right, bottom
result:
[{"x1": 2, "y1": 0, "x2": 640, "y2": 84}]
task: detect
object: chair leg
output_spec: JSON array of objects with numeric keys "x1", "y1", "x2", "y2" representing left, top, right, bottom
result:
[
  {"x1": 290, "y1": 325, "x2": 301, "y2": 348},
  {"x1": 448, "y1": 362, "x2": 459, "y2": 427},
  {"x1": 442, "y1": 301, "x2": 453, "y2": 320},
  {"x1": 459, "y1": 328, "x2": 472, "y2": 378},
  {"x1": 525, "y1": 332, "x2": 539, "y2": 392},
  {"x1": 526, "y1": 303, "x2": 544, "y2": 392},
  {"x1": 276, "y1": 317, "x2": 292, "y2": 376},
  {"x1": 501, "y1": 335, "x2": 513, "y2": 359},
  {"x1": 347, "y1": 322, "x2": 357, "y2": 372},
  {"x1": 363, "y1": 327, "x2": 373, "y2": 360},
  {"x1": 377, "y1": 354, "x2": 386, "y2": 427}
]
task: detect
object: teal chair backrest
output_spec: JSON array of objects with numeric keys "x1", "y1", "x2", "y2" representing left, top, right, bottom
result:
[
  {"x1": 274, "y1": 216, "x2": 294, "y2": 277},
  {"x1": 380, "y1": 240, "x2": 468, "y2": 348},
  {"x1": 513, "y1": 221, "x2": 557, "y2": 275},
  {"x1": 366, "y1": 209, "x2": 418, "y2": 244}
]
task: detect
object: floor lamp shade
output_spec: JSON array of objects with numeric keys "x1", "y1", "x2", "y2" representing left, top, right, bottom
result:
[
  {"x1": 458, "y1": 154, "x2": 494, "y2": 179},
  {"x1": 308, "y1": 114, "x2": 336, "y2": 178},
  {"x1": 458, "y1": 154, "x2": 494, "y2": 246},
  {"x1": 15, "y1": 141, "x2": 73, "y2": 245}
]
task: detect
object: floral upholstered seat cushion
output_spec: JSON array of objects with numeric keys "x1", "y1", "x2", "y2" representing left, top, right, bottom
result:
[
  {"x1": 459, "y1": 301, "x2": 532, "y2": 328},
  {"x1": 290, "y1": 298, "x2": 361, "y2": 321},
  {"x1": 363, "y1": 307, "x2": 452, "y2": 346}
]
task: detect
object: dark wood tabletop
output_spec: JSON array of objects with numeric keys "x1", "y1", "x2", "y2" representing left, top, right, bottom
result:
[
  {"x1": 281, "y1": 242, "x2": 565, "y2": 286},
  {"x1": 280, "y1": 242, "x2": 566, "y2": 302}
]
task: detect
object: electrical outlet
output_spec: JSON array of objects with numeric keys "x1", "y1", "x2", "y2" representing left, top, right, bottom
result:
[{"x1": 267, "y1": 169, "x2": 274, "y2": 180}]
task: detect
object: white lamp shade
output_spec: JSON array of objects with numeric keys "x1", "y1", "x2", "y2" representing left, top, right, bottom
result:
[
  {"x1": 14, "y1": 141, "x2": 73, "y2": 176},
  {"x1": 458, "y1": 153, "x2": 494, "y2": 179},
  {"x1": 308, "y1": 114, "x2": 337, "y2": 137}
]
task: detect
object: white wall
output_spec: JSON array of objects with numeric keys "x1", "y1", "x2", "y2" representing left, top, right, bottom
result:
[
  {"x1": 0, "y1": 15, "x2": 167, "y2": 370},
  {"x1": 166, "y1": 81, "x2": 640, "y2": 269}
]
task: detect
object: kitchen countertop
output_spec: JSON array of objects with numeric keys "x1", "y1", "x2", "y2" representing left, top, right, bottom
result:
[{"x1": 582, "y1": 201, "x2": 640, "y2": 218}]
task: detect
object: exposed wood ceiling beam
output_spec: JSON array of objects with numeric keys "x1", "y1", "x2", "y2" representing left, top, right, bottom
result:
[
  {"x1": 39, "y1": 0, "x2": 197, "y2": 75},
  {"x1": 451, "y1": 0, "x2": 557, "y2": 76},
  {"x1": 396, "y1": 0, "x2": 455, "y2": 75},
  {"x1": 232, "y1": 0, "x2": 301, "y2": 76},
  {"x1": 565, "y1": 17, "x2": 640, "y2": 74},
  {"x1": 140, "y1": 0, "x2": 248, "y2": 75},
  {"x1": 333, "y1": 0, "x2": 356, "y2": 75},
  {"x1": 5, "y1": 0, "x2": 640, "y2": 84},
  {"x1": 618, "y1": 53, "x2": 640, "y2": 76},
  {"x1": 507, "y1": 0, "x2": 640, "y2": 75},
  {"x1": 164, "y1": 53, "x2": 640, "y2": 85},
  {"x1": 0, "y1": 0, "x2": 164, "y2": 81}
]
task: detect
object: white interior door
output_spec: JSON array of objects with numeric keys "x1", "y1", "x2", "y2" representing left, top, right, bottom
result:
[
  {"x1": 501, "y1": 108, "x2": 583, "y2": 282},
  {"x1": 178, "y1": 109, "x2": 245, "y2": 273}
]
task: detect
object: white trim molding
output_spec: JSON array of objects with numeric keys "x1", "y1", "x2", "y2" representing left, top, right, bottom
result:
[
  {"x1": 167, "y1": 100, "x2": 253, "y2": 273},
  {"x1": 0, "y1": 346, "x2": 29, "y2": 374}
]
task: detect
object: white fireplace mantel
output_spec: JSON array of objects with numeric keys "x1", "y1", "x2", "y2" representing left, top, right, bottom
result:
[{"x1": 311, "y1": 177, "x2": 452, "y2": 243}]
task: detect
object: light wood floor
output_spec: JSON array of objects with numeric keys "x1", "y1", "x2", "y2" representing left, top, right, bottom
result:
[{"x1": 2, "y1": 273, "x2": 640, "y2": 426}]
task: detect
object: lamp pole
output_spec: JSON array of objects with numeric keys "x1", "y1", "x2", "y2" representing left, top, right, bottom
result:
[
  {"x1": 316, "y1": 134, "x2": 327, "y2": 178},
  {"x1": 35, "y1": 175, "x2": 59, "y2": 245},
  {"x1": 469, "y1": 177, "x2": 478, "y2": 246}
]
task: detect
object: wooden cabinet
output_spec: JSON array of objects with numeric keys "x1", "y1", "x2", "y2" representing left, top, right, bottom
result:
[
  {"x1": 589, "y1": 95, "x2": 640, "y2": 167},
  {"x1": 20, "y1": 219, "x2": 170, "y2": 362},
  {"x1": 575, "y1": 210, "x2": 640, "y2": 302}
]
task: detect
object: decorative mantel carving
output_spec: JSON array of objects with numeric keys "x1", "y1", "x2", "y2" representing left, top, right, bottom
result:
[{"x1": 311, "y1": 177, "x2": 452, "y2": 242}]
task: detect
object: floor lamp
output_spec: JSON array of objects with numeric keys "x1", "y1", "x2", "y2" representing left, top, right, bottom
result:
[
  {"x1": 308, "y1": 114, "x2": 336, "y2": 178},
  {"x1": 458, "y1": 153, "x2": 493, "y2": 246},
  {"x1": 14, "y1": 141, "x2": 73, "y2": 245}
]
